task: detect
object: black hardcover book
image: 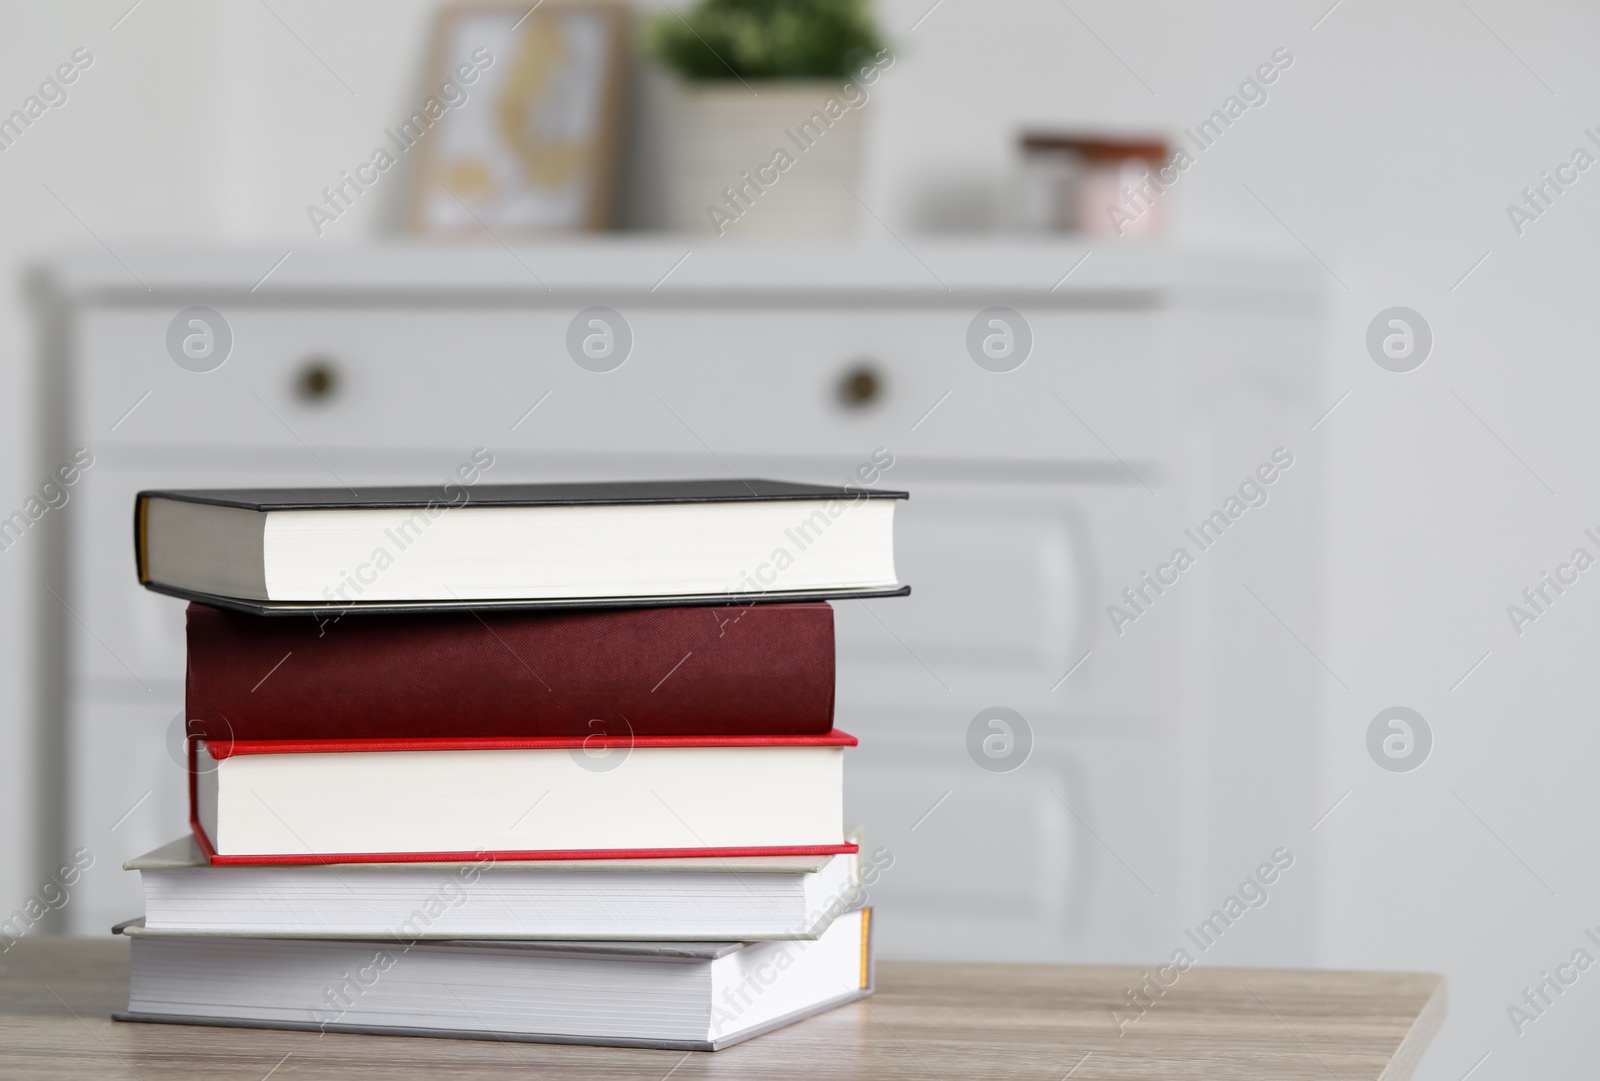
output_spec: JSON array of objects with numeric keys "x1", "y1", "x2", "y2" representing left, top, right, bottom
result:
[{"x1": 135, "y1": 479, "x2": 908, "y2": 615}]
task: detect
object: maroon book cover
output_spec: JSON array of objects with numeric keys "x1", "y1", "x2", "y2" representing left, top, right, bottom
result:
[{"x1": 184, "y1": 601, "x2": 834, "y2": 742}]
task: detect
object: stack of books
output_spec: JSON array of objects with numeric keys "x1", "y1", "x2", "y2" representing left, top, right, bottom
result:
[{"x1": 114, "y1": 478, "x2": 908, "y2": 1050}]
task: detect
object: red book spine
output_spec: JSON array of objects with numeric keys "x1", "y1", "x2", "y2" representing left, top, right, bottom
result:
[
  {"x1": 185, "y1": 601, "x2": 835, "y2": 742},
  {"x1": 205, "y1": 730, "x2": 858, "y2": 757}
]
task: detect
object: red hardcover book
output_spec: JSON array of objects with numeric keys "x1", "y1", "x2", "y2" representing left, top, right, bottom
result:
[
  {"x1": 184, "y1": 600, "x2": 835, "y2": 742},
  {"x1": 186, "y1": 731, "x2": 858, "y2": 865}
]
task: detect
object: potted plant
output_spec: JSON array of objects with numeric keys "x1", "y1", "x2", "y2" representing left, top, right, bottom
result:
[{"x1": 644, "y1": 0, "x2": 890, "y2": 236}]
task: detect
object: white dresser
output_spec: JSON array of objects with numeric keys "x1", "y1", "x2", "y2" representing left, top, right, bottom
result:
[{"x1": 34, "y1": 240, "x2": 1323, "y2": 962}]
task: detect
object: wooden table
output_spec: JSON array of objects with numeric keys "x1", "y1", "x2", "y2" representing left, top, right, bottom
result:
[{"x1": 1, "y1": 939, "x2": 1443, "y2": 1080}]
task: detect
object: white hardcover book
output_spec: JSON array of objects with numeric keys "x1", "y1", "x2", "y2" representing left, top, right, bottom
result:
[
  {"x1": 115, "y1": 908, "x2": 875, "y2": 1051},
  {"x1": 191, "y1": 734, "x2": 853, "y2": 860},
  {"x1": 127, "y1": 834, "x2": 866, "y2": 940}
]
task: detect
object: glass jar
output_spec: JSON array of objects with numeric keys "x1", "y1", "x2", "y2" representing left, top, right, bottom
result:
[{"x1": 1016, "y1": 135, "x2": 1169, "y2": 236}]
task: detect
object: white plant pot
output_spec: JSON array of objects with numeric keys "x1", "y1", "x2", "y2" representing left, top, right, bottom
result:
[{"x1": 660, "y1": 81, "x2": 866, "y2": 237}]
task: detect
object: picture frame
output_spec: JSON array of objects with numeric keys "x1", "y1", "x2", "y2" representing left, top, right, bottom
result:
[{"x1": 407, "y1": 1, "x2": 630, "y2": 236}]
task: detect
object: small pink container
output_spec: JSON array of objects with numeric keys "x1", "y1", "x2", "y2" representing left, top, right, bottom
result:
[{"x1": 1018, "y1": 135, "x2": 1170, "y2": 237}]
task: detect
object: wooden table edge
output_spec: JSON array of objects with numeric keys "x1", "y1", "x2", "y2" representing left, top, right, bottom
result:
[{"x1": 1378, "y1": 973, "x2": 1446, "y2": 1081}]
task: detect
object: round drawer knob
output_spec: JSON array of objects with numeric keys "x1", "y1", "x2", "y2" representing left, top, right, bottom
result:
[
  {"x1": 294, "y1": 357, "x2": 340, "y2": 403},
  {"x1": 837, "y1": 362, "x2": 884, "y2": 409}
]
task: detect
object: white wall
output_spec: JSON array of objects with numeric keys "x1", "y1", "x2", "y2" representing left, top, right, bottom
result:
[{"x1": 2, "y1": 1, "x2": 1597, "y2": 1076}]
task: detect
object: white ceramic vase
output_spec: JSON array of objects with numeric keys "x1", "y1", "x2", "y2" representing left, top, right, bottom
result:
[{"x1": 659, "y1": 81, "x2": 866, "y2": 237}]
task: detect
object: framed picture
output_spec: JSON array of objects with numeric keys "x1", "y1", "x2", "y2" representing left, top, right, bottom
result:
[{"x1": 408, "y1": 2, "x2": 630, "y2": 235}]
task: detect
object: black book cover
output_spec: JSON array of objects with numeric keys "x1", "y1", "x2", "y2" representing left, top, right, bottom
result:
[
  {"x1": 135, "y1": 479, "x2": 910, "y2": 616},
  {"x1": 138, "y1": 478, "x2": 908, "y2": 511}
]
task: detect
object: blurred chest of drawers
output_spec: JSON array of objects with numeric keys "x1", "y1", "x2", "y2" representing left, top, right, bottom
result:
[{"x1": 36, "y1": 241, "x2": 1322, "y2": 961}]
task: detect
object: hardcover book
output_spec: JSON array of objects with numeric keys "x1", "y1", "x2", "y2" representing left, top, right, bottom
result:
[
  {"x1": 136, "y1": 479, "x2": 908, "y2": 613},
  {"x1": 126, "y1": 834, "x2": 863, "y2": 940},
  {"x1": 188, "y1": 732, "x2": 857, "y2": 864},
  {"x1": 115, "y1": 908, "x2": 874, "y2": 1051},
  {"x1": 184, "y1": 600, "x2": 836, "y2": 742}
]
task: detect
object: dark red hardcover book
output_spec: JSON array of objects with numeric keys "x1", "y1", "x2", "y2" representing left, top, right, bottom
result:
[{"x1": 185, "y1": 601, "x2": 834, "y2": 742}]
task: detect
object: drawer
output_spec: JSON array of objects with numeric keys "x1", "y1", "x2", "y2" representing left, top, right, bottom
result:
[
  {"x1": 845, "y1": 720, "x2": 1179, "y2": 962},
  {"x1": 835, "y1": 479, "x2": 1181, "y2": 723},
  {"x1": 78, "y1": 304, "x2": 1171, "y2": 462}
]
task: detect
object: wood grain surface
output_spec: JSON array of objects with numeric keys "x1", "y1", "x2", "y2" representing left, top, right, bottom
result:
[{"x1": 0, "y1": 938, "x2": 1443, "y2": 1080}]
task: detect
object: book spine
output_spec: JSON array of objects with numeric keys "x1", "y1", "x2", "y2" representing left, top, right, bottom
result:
[{"x1": 185, "y1": 601, "x2": 835, "y2": 741}]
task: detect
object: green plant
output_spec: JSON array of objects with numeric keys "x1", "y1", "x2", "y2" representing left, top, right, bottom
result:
[{"x1": 646, "y1": 0, "x2": 885, "y2": 81}]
